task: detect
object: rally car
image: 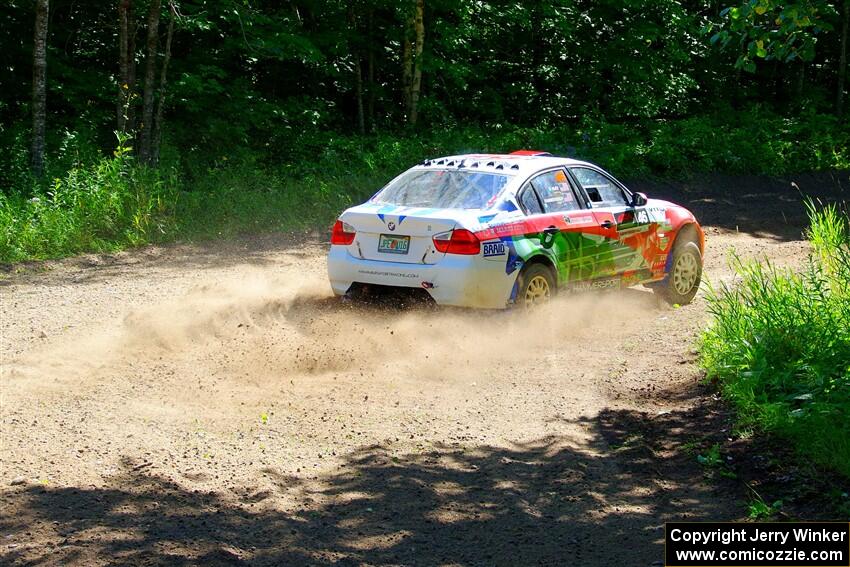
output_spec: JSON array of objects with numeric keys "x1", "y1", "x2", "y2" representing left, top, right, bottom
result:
[{"x1": 327, "y1": 151, "x2": 704, "y2": 309}]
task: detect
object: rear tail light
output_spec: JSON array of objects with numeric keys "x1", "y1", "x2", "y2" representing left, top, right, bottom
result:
[
  {"x1": 432, "y1": 229, "x2": 480, "y2": 255},
  {"x1": 331, "y1": 220, "x2": 356, "y2": 245}
]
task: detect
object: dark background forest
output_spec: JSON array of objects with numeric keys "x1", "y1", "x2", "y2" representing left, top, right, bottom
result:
[{"x1": 1, "y1": 0, "x2": 848, "y2": 261}]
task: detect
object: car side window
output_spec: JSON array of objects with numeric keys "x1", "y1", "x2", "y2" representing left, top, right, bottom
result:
[
  {"x1": 518, "y1": 185, "x2": 544, "y2": 215},
  {"x1": 570, "y1": 167, "x2": 629, "y2": 206},
  {"x1": 529, "y1": 169, "x2": 581, "y2": 213}
]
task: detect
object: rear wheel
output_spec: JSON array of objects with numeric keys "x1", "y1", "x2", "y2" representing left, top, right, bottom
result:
[
  {"x1": 516, "y1": 263, "x2": 555, "y2": 310},
  {"x1": 655, "y1": 239, "x2": 702, "y2": 305}
]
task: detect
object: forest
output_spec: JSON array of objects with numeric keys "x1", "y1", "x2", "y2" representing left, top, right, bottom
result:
[{"x1": 0, "y1": 0, "x2": 848, "y2": 261}]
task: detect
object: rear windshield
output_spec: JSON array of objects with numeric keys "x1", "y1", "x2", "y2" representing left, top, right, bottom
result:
[{"x1": 373, "y1": 169, "x2": 511, "y2": 209}]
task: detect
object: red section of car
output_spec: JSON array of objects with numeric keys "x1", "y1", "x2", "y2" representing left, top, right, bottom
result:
[
  {"x1": 509, "y1": 150, "x2": 552, "y2": 156},
  {"x1": 330, "y1": 220, "x2": 356, "y2": 245},
  {"x1": 432, "y1": 229, "x2": 481, "y2": 255},
  {"x1": 473, "y1": 211, "x2": 604, "y2": 242},
  {"x1": 665, "y1": 207, "x2": 705, "y2": 254}
]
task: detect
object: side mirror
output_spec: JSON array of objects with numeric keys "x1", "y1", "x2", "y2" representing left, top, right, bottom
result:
[{"x1": 632, "y1": 192, "x2": 648, "y2": 207}]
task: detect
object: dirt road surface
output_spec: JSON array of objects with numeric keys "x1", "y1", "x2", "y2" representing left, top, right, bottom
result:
[{"x1": 1, "y1": 173, "x2": 845, "y2": 565}]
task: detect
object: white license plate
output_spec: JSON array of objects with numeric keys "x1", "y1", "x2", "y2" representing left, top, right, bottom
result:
[{"x1": 378, "y1": 234, "x2": 410, "y2": 254}]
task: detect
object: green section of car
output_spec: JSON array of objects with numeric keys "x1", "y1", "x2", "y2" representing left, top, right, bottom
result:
[
  {"x1": 510, "y1": 231, "x2": 618, "y2": 284},
  {"x1": 509, "y1": 229, "x2": 654, "y2": 287}
]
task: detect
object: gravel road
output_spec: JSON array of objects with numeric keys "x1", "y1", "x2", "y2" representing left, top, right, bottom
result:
[{"x1": 1, "y1": 173, "x2": 844, "y2": 566}]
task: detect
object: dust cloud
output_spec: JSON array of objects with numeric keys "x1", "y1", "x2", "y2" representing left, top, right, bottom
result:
[
  {"x1": 124, "y1": 269, "x2": 656, "y2": 381},
  {"x1": 8, "y1": 265, "x2": 663, "y2": 390}
]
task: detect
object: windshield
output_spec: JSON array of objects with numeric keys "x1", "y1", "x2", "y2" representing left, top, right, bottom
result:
[{"x1": 373, "y1": 169, "x2": 511, "y2": 209}]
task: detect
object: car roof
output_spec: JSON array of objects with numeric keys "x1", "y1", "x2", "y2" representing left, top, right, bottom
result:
[{"x1": 416, "y1": 153, "x2": 596, "y2": 177}]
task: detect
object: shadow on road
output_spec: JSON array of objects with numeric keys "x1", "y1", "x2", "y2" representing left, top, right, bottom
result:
[
  {"x1": 629, "y1": 171, "x2": 849, "y2": 242},
  {"x1": 0, "y1": 405, "x2": 738, "y2": 566}
]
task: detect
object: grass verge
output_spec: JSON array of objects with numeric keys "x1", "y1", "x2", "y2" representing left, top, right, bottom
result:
[{"x1": 700, "y1": 202, "x2": 850, "y2": 479}]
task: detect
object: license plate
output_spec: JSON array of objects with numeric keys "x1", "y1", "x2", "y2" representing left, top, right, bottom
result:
[{"x1": 378, "y1": 234, "x2": 410, "y2": 254}]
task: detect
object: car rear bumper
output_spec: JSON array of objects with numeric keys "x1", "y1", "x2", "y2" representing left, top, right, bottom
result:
[{"x1": 328, "y1": 246, "x2": 517, "y2": 309}]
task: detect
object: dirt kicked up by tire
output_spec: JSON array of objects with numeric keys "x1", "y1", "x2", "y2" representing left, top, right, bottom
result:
[
  {"x1": 0, "y1": 175, "x2": 835, "y2": 565},
  {"x1": 515, "y1": 263, "x2": 555, "y2": 310}
]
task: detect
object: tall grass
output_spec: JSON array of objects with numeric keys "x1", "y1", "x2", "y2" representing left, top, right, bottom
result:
[
  {"x1": 700, "y1": 203, "x2": 850, "y2": 478},
  {"x1": 172, "y1": 167, "x2": 383, "y2": 241},
  {"x1": 0, "y1": 147, "x2": 178, "y2": 262}
]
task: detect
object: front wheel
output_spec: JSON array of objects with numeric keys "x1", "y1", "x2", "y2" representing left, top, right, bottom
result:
[
  {"x1": 655, "y1": 240, "x2": 702, "y2": 305},
  {"x1": 516, "y1": 263, "x2": 555, "y2": 310}
]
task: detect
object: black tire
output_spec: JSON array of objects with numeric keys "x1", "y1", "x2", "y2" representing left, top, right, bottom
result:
[
  {"x1": 655, "y1": 239, "x2": 702, "y2": 305},
  {"x1": 515, "y1": 263, "x2": 556, "y2": 310}
]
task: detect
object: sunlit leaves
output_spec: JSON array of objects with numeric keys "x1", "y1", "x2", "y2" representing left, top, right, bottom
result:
[{"x1": 714, "y1": 0, "x2": 837, "y2": 71}]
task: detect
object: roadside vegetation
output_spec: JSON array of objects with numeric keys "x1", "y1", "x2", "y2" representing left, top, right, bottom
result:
[
  {"x1": 3, "y1": 110, "x2": 849, "y2": 263},
  {"x1": 701, "y1": 203, "x2": 850, "y2": 479}
]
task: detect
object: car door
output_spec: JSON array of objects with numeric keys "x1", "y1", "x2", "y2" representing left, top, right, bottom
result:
[
  {"x1": 515, "y1": 169, "x2": 604, "y2": 287},
  {"x1": 568, "y1": 166, "x2": 655, "y2": 281}
]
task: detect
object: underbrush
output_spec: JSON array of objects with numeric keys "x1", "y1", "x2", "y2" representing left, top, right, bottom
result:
[
  {"x1": 275, "y1": 107, "x2": 850, "y2": 180},
  {"x1": 0, "y1": 148, "x2": 178, "y2": 262},
  {"x1": 1, "y1": 108, "x2": 849, "y2": 262},
  {"x1": 700, "y1": 203, "x2": 850, "y2": 478},
  {"x1": 172, "y1": 167, "x2": 381, "y2": 241}
]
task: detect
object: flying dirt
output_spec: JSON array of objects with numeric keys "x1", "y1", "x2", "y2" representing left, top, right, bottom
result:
[{"x1": 0, "y1": 175, "x2": 832, "y2": 565}]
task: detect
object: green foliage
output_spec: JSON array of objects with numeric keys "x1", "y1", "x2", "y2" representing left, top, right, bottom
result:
[
  {"x1": 0, "y1": 145, "x2": 177, "y2": 262},
  {"x1": 747, "y1": 496, "x2": 784, "y2": 519},
  {"x1": 700, "y1": 203, "x2": 850, "y2": 478},
  {"x1": 270, "y1": 108, "x2": 850, "y2": 181},
  {"x1": 696, "y1": 443, "x2": 738, "y2": 479},
  {"x1": 172, "y1": 165, "x2": 378, "y2": 242},
  {"x1": 1, "y1": 108, "x2": 849, "y2": 263},
  {"x1": 3, "y1": 0, "x2": 847, "y2": 166},
  {"x1": 711, "y1": 0, "x2": 836, "y2": 71},
  {"x1": 425, "y1": 0, "x2": 704, "y2": 121},
  {"x1": 827, "y1": 488, "x2": 850, "y2": 516},
  {"x1": 697, "y1": 443, "x2": 724, "y2": 467}
]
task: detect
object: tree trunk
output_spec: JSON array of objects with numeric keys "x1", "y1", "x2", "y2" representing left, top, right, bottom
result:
[
  {"x1": 401, "y1": 5, "x2": 413, "y2": 121},
  {"x1": 838, "y1": 0, "x2": 849, "y2": 116},
  {"x1": 349, "y1": 6, "x2": 365, "y2": 135},
  {"x1": 138, "y1": 0, "x2": 160, "y2": 164},
  {"x1": 529, "y1": 0, "x2": 543, "y2": 120},
  {"x1": 367, "y1": 10, "x2": 375, "y2": 131},
  {"x1": 353, "y1": 55, "x2": 365, "y2": 135},
  {"x1": 795, "y1": 62, "x2": 805, "y2": 108},
  {"x1": 151, "y1": 2, "x2": 174, "y2": 165},
  {"x1": 408, "y1": 0, "x2": 424, "y2": 126},
  {"x1": 31, "y1": 0, "x2": 49, "y2": 176},
  {"x1": 118, "y1": 0, "x2": 131, "y2": 134},
  {"x1": 126, "y1": 4, "x2": 138, "y2": 135}
]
